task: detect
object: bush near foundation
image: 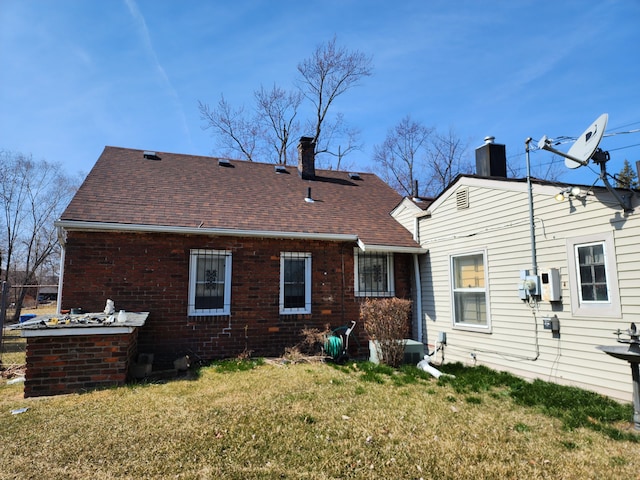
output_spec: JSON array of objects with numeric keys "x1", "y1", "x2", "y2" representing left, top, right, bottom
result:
[{"x1": 361, "y1": 298, "x2": 411, "y2": 367}]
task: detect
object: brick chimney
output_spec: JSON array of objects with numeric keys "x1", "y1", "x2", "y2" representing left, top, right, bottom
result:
[{"x1": 298, "y1": 136, "x2": 316, "y2": 180}]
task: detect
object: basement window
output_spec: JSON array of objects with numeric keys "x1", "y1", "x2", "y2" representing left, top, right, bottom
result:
[
  {"x1": 354, "y1": 250, "x2": 395, "y2": 297},
  {"x1": 280, "y1": 252, "x2": 312, "y2": 314},
  {"x1": 188, "y1": 249, "x2": 232, "y2": 316}
]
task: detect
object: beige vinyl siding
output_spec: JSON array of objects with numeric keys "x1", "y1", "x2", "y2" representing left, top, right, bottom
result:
[
  {"x1": 391, "y1": 199, "x2": 423, "y2": 240},
  {"x1": 417, "y1": 178, "x2": 639, "y2": 402}
]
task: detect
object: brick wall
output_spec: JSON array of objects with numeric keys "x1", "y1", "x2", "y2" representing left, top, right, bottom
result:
[
  {"x1": 61, "y1": 232, "x2": 413, "y2": 367},
  {"x1": 24, "y1": 330, "x2": 138, "y2": 397}
]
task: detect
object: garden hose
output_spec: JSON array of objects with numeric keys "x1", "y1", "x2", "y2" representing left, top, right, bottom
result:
[{"x1": 324, "y1": 335, "x2": 343, "y2": 359}]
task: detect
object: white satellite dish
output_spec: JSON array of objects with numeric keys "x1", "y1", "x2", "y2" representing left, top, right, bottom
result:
[
  {"x1": 535, "y1": 113, "x2": 632, "y2": 211},
  {"x1": 564, "y1": 113, "x2": 608, "y2": 169}
]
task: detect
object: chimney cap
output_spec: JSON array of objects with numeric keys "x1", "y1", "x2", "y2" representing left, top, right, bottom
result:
[{"x1": 484, "y1": 136, "x2": 495, "y2": 144}]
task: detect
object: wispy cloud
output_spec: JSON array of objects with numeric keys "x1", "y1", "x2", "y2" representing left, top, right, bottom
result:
[{"x1": 123, "y1": 0, "x2": 192, "y2": 147}]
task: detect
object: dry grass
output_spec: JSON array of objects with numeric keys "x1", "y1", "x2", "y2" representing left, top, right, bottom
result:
[
  {"x1": 1, "y1": 305, "x2": 55, "y2": 370},
  {"x1": 1, "y1": 360, "x2": 639, "y2": 479}
]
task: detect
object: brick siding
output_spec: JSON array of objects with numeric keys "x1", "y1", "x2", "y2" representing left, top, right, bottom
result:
[
  {"x1": 60, "y1": 231, "x2": 413, "y2": 367},
  {"x1": 24, "y1": 330, "x2": 137, "y2": 397}
]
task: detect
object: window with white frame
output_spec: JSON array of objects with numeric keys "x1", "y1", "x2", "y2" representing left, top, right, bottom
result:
[
  {"x1": 280, "y1": 252, "x2": 312, "y2": 314},
  {"x1": 566, "y1": 232, "x2": 621, "y2": 317},
  {"x1": 451, "y1": 251, "x2": 489, "y2": 329},
  {"x1": 354, "y1": 250, "x2": 395, "y2": 297},
  {"x1": 577, "y1": 243, "x2": 608, "y2": 302},
  {"x1": 188, "y1": 249, "x2": 232, "y2": 316}
]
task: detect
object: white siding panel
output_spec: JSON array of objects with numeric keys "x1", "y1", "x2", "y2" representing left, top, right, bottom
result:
[{"x1": 418, "y1": 179, "x2": 640, "y2": 402}]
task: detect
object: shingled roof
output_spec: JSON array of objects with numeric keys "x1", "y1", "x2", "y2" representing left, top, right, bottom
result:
[{"x1": 58, "y1": 146, "x2": 422, "y2": 251}]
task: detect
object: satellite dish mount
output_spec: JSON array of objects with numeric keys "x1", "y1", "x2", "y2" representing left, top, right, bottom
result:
[{"x1": 537, "y1": 113, "x2": 632, "y2": 211}]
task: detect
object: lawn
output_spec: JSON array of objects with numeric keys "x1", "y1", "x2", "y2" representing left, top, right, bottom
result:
[{"x1": 1, "y1": 359, "x2": 639, "y2": 479}]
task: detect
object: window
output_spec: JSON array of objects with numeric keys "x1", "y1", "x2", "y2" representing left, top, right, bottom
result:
[
  {"x1": 451, "y1": 251, "x2": 490, "y2": 329},
  {"x1": 566, "y1": 232, "x2": 621, "y2": 317},
  {"x1": 188, "y1": 249, "x2": 232, "y2": 316},
  {"x1": 354, "y1": 250, "x2": 395, "y2": 297},
  {"x1": 280, "y1": 252, "x2": 311, "y2": 314},
  {"x1": 577, "y1": 243, "x2": 608, "y2": 302}
]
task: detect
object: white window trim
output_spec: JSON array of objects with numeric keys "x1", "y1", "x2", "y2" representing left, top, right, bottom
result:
[
  {"x1": 280, "y1": 252, "x2": 312, "y2": 314},
  {"x1": 353, "y1": 249, "x2": 395, "y2": 297},
  {"x1": 449, "y1": 249, "x2": 491, "y2": 332},
  {"x1": 188, "y1": 249, "x2": 232, "y2": 316},
  {"x1": 566, "y1": 232, "x2": 621, "y2": 318}
]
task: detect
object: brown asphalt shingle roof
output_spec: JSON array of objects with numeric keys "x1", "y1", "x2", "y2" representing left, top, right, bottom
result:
[{"x1": 60, "y1": 146, "x2": 421, "y2": 249}]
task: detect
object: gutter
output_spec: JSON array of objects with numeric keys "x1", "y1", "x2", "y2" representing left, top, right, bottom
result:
[
  {"x1": 55, "y1": 220, "x2": 359, "y2": 243},
  {"x1": 356, "y1": 239, "x2": 426, "y2": 254},
  {"x1": 55, "y1": 220, "x2": 427, "y2": 254}
]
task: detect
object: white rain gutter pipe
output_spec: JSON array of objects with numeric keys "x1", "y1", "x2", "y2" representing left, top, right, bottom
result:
[
  {"x1": 413, "y1": 253, "x2": 423, "y2": 343},
  {"x1": 56, "y1": 226, "x2": 66, "y2": 315},
  {"x1": 417, "y1": 356, "x2": 451, "y2": 379}
]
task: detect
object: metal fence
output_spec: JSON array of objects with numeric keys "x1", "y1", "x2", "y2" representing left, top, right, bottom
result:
[{"x1": 1, "y1": 281, "x2": 26, "y2": 372}]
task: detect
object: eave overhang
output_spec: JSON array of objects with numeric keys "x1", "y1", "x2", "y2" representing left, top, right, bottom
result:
[{"x1": 55, "y1": 220, "x2": 426, "y2": 253}]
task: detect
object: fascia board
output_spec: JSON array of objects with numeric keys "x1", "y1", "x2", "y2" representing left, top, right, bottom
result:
[{"x1": 54, "y1": 220, "x2": 359, "y2": 243}]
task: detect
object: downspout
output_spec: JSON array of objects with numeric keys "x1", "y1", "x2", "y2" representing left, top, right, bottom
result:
[
  {"x1": 56, "y1": 226, "x2": 66, "y2": 315},
  {"x1": 413, "y1": 254, "x2": 423, "y2": 343}
]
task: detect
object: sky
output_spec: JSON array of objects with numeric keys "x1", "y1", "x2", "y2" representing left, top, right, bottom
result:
[{"x1": 1, "y1": 0, "x2": 639, "y2": 190}]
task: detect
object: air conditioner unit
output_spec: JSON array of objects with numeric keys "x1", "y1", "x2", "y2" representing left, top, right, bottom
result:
[{"x1": 369, "y1": 339, "x2": 425, "y2": 365}]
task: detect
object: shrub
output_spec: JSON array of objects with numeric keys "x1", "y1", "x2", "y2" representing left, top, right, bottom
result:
[{"x1": 361, "y1": 297, "x2": 411, "y2": 367}]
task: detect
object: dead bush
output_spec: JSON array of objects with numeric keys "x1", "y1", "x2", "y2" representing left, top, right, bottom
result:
[
  {"x1": 361, "y1": 298, "x2": 411, "y2": 367},
  {"x1": 297, "y1": 324, "x2": 332, "y2": 355}
]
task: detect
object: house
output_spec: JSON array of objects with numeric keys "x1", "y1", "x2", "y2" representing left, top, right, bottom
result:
[
  {"x1": 393, "y1": 138, "x2": 639, "y2": 402},
  {"x1": 54, "y1": 138, "x2": 424, "y2": 369}
]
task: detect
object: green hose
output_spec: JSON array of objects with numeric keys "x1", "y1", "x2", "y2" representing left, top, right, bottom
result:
[{"x1": 324, "y1": 335, "x2": 343, "y2": 358}]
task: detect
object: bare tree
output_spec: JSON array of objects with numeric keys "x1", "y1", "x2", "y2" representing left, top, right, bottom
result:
[
  {"x1": 198, "y1": 96, "x2": 262, "y2": 161},
  {"x1": 0, "y1": 151, "x2": 78, "y2": 322},
  {"x1": 297, "y1": 36, "x2": 372, "y2": 163},
  {"x1": 254, "y1": 84, "x2": 303, "y2": 165},
  {"x1": 373, "y1": 118, "x2": 473, "y2": 198},
  {"x1": 199, "y1": 37, "x2": 372, "y2": 168},
  {"x1": 373, "y1": 116, "x2": 434, "y2": 197},
  {"x1": 424, "y1": 128, "x2": 473, "y2": 195},
  {"x1": 507, "y1": 148, "x2": 565, "y2": 181},
  {"x1": 314, "y1": 112, "x2": 361, "y2": 171}
]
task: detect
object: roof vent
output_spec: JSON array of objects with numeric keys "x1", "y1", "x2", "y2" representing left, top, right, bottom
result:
[
  {"x1": 143, "y1": 151, "x2": 160, "y2": 160},
  {"x1": 348, "y1": 172, "x2": 361, "y2": 180},
  {"x1": 218, "y1": 158, "x2": 233, "y2": 167},
  {"x1": 275, "y1": 164, "x2": 289, "y2": 174},
  {"x1": 304, "y1": 187, "x2": 314, "y2": 203}
]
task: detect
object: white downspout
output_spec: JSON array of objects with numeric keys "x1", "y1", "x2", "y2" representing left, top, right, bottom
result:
[
  {"x1": 417, "y1": 355, "x2": 452, "y2": 379},
  {"x1": 413, "y1": 253, "x2": 423, "y2": 343},
  {"x1": 56, "y1": 226, "x2": 66, "y2": 315}
]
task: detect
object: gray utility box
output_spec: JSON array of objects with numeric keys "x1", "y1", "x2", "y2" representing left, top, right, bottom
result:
[{"x1": 369, "y1": 339, "x2": 425, "y2": 365}]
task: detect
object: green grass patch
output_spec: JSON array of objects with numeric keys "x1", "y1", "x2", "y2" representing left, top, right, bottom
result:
[
  {"x1": 514, "y1": 422, "x2": 531, "y2": 433},
  {"x1": 1, "y1": 360, "x2": 638, "y2": 479},
  {"x1": 440, "y1": 362, "x2": 637, "y2": 441},
  {"x1": 211, "y1": 357, "x2": 265, "y2": 372}
]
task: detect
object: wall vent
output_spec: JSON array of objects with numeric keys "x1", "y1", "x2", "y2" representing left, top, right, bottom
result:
[{"x1": 456, "y1": 188, "x2": 469, "y2": 210}]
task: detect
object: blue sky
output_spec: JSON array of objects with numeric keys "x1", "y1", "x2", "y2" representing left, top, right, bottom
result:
[{"x1": 1, "y1": 0, "x2": 639, "y2": 188}]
